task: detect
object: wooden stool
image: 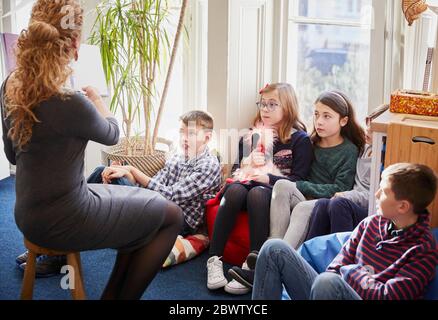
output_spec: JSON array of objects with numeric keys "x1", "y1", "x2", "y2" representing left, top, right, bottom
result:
[{"x1": 21, "y1": 239, "x2": 86, "y2": 300}]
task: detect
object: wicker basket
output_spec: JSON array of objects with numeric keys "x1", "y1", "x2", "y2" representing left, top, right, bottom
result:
[{"x1": 101, "y1": 137, "x2": 174, "y2": 177}]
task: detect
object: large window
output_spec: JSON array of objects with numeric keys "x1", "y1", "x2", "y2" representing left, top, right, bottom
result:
[
  {"x1": 1, "y1": 0, "x2": 34, "y2": 33},
  {"x1": 287, "y1": 0, "x2": 374, "y2": 126}
]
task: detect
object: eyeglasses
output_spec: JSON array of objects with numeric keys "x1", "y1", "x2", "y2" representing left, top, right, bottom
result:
[{"x1": 256, "y1": 101, "x2": 280, "y2": 112}]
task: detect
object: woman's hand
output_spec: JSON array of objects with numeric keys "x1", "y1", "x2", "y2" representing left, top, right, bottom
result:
[
  {"x1": 82, "y1": 86, "x2": 102, "y2": 103},
  {"x1": 82, "y1": 86, "x2": 113, "y2": 118}
]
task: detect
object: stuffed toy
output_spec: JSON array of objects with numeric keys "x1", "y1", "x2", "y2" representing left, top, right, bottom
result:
[{"x1": 232, "y1": 122, "x2": 283, "y2": 182}]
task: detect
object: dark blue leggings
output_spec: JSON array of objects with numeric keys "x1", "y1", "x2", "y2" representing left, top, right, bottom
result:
[{"x1": 305, "y1": 197, "x2": 368, "y2": 241}]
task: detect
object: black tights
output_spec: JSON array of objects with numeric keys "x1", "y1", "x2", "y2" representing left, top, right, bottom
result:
[
  {"x1": 209, "y1": 183, "x2": 271, "y2": 256},
  {"x1": 101, "y1": 202, "x2": 183, "y2": 300}
]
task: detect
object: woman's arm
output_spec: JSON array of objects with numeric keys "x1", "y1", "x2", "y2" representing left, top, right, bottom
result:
[{"x1": 49, "y1": 88, "x2": 120, "y2": 146}]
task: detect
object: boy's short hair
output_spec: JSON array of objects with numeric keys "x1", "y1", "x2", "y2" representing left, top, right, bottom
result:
[
  {"x1": 382, "y1": 163, "x2": 437, "y2": 213},
  {"x1": 180, "y1": 110, "x2": 214, "y2": 131}
]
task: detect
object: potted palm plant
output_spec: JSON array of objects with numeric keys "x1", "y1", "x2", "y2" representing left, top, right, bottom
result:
[{"x1": 89, "y1": 0, "x2": 188, "y2": 176}]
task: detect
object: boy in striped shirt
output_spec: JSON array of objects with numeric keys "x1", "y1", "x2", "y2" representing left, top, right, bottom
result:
[{"x1": 252, "y1": 163, "x2": 438, "y2": 300}]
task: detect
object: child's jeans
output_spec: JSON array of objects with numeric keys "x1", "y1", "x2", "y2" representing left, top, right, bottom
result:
[{"x1": 252, "y1": 239, "x2": 361, "y2": 300}]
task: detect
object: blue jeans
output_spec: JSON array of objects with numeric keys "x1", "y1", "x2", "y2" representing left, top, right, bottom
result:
[
  {"x1": 87, "y1": 166, "x2": 136, "y2": 186},
  {"x1": 252, "y1": 239, "x2": 361, "y2": 300}
]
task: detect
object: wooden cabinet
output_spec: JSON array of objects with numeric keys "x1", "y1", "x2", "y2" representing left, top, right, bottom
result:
[
  {"x1": 370, "y1": 110, "x2": 438, "y2": 227},
  {"x1": 385, "y1": 120, "x2": 438, "y2": 227}
]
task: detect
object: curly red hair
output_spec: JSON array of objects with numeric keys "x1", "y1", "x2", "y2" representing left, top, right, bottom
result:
[{"x1": 5, "y1": 0, "x2": 83, "y2": 150}]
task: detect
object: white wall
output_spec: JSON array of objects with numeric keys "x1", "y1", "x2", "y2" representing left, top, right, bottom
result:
[
  {"x1": 0, "y1": 0, "x2": 11, "y2": 180},
  {"x1": 0, "y1": 118, "x2": 10, "y2": 180},
  {"x1": 82, "y1": 0, "x2": 110, "y2": 176},
  {"x1": 207, "y1": 0, "x2": 274, "y2": 167}
]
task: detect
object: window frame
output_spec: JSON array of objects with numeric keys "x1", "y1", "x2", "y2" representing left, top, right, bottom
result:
[
  {"x1": 1, "y1": 0, "x2": 35, "y2": 33},
  {"x1": 275, "y1": 0, "x2": 388, "y2": 114}
]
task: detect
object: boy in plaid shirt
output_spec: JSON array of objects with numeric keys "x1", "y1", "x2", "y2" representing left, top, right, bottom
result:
[
  {"x1": 15, "y1": 111, "x2": 221, "y2": 276},
  {"x1": 94, "y1": 110, "x2": 222, "y2": 236}
]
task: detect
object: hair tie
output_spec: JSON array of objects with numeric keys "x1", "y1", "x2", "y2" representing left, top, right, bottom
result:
[
  {"x1": 331, "y1": 91, "x2": 349, "y2": 116},
  {"x1": 259, "y1": 83, "x2": 269, "y2": 94}
]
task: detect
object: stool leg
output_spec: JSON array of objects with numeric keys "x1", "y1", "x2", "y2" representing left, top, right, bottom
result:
[
  {"x1": 21, "y1": 251, "x2": 37, "y2": 300},
  {"x1": 66, "y1": 253, "x2": 86, "y2": 300}
]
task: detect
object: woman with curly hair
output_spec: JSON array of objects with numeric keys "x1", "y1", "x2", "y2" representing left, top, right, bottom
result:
[{"x1": 1, "y1": 0, "x2": 182, "y2": 300}]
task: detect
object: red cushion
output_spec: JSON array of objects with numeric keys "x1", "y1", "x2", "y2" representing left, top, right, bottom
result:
[{"x1": 206, "y1": 188, "x2": 250, "y2": 266}]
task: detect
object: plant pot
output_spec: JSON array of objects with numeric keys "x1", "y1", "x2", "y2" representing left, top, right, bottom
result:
[{"x1": 101, "y1": 136, "x2": 173, "y2": 177}]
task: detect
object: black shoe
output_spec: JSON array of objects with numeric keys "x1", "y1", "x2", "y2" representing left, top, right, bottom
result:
[
  {"x1": 246, "y1": 250, "x2": 258, "y2": 270},
  {"x1": 19, "y1": 255, "x2": 67, "y2": 278},
  {"x1": 228, "y1": 266, "x2": 254, "y2": 289},
  {"x1": 16, "y1": 251, "x2": 43, "y2": 265},
  {"x1": 16, "y1": 251, "x2": 29, "y2": 265}
]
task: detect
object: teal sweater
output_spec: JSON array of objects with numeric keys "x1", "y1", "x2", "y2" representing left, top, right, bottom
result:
[{"x1": 296, "y1": 138, "x2": 358, "y2": 199}]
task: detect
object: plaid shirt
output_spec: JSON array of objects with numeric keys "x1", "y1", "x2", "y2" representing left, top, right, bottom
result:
[{"x1": 148, "y1": 147, "x2": 221, "y2": 230}]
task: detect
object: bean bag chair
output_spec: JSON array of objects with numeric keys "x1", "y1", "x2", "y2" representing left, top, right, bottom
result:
[
  {"x1": 206, "y1": 179, "x2": 250, "y2": 266},
  {"x1": 162, "y1": 234, "x2": 210, "y2": 268},
  {"x1": 282, "y1": 228, "x2": 438, "y2": 300}
]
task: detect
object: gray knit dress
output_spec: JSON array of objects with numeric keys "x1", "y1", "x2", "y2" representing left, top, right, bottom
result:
[{"x1": 1, "y1": 79, "x2": 168, "y2": 253}]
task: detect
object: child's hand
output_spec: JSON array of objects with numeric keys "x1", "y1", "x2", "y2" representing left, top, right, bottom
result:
[
  {"x1": 248, "y1": 174, "x2": 270, "y2": 184},
  {"x1": 101, "y1": 166, "x2": 128, "y2": 183},
  {"x1": 250, "y1": 151, "x2": 266, "y2": 167},
  {"x1": 332, "y1": 192, "x2": 345, "y2": 199},
  {"x1": 107, "y1": 167, "x2": 130, "y2": 181}
]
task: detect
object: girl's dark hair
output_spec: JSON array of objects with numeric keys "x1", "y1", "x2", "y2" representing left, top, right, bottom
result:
[{"x1": 311, "y1": 90, "x2": 366, "y2": 155}]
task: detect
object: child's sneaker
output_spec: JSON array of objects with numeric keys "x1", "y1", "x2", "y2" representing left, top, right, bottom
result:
[
  {"x1": 207, "y1": 256, "x2": 228, "y2": 290},
  {"x1": 225, "y1": 262, "x2": 250, "y2": 295},
  {"x1": 228, "y1": 266, "x2": 255, "y2": 289}
]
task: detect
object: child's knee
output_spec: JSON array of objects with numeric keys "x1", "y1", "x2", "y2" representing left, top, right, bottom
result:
[
  {"x1": 310, "y1": 272, "x2": 343, "y2": 299},
  {"x1": 273, "y1": 179, "x2": 295, "y2": 194},
  {"x1": 328, "y1": 197, "x2": 352, "y2": 216},
  {"x1": 292, "y1": 201, "x2": 314, "y2": 218},
  {"x1": 261, "y1": 239, "x2": 297, "y2": 262}
]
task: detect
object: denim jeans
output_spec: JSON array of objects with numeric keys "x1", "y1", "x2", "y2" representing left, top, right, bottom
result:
[
  {"x1": 252, "y1": 239, "x2": 361, "y2": 300},
  {"x1": 87, "y1": 166, "x2": 136, "y2": 186}
]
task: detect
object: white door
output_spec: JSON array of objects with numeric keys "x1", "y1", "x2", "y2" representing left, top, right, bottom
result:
[{"x1": 0, "y1": 118, "x2": 11, "y2": 180}]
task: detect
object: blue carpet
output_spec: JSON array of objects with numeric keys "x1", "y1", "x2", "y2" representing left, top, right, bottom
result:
[{"x1": 0, "y1": 176, "x2": 250, "y2": 300}]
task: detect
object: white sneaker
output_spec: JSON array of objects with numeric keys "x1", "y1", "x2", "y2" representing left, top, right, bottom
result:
[
  {"x1": 207, "y1": 256, "x2": 228, "y2": 290},
  {"x1": 224, "y1": 279, "x2": 251, "y2": 295},
  {"x1": 224, "y1": 262, "x2": 251, "y2": 295}
]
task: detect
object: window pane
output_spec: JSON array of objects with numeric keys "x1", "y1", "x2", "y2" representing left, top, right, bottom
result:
[
  {"x1": 14, "y1": 1, "x2": 33, "y2": 33},
  {"x1": 2, "y1": 0, "x2": 11, "y2": 14},
  {"x1": 157, "y1": 6, "x2": 184, "y2": 142},
  {"x1": 293, "y1": 0, "x2": 371, "y2": 21},
  {"x1": 287, "y1": 23, "x2": 370, "y2": 127}
]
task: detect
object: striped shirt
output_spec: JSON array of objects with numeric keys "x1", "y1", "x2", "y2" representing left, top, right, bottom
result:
[
  {"x1": 148, "y1": 147, "x2": 221, "y2": 230},
  {"x1": 327, "y1": 212, "x2": 438, "y2": 300}
]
